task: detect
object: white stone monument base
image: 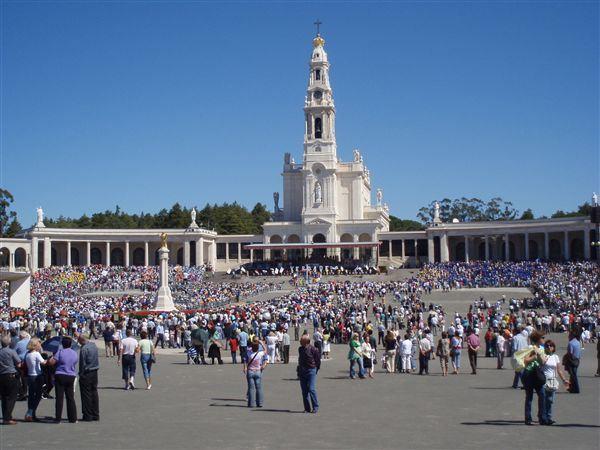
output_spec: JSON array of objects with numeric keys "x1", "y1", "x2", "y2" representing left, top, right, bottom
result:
[{"x1": 153, "y1": 247, "x2": 177, "y2": 311}]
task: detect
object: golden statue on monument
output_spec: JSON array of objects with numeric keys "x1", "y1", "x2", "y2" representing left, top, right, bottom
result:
[{"x1": 160, "y1": 232, "x2": 168, "y2": 249}]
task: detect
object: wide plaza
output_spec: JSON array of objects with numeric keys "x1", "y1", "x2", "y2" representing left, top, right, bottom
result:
[{"x1": 1, "y1": 284, "x2": 599, "y2": 450}]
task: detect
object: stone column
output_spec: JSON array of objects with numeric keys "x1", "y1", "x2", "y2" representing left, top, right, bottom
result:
[
  {"x1": 583, "y1": 228, "x2": 591, "y2": 260},
  {"x1": 9, "y1": 252, "x2": 14, "y2": 271},
  {"x1": 401, "y1": 240, "x2": 405, "y2": 259},
  {"x1": 250, "y1": 249, "x2": 254, "y2": 263},
  {"x1": 414, "y1": 240, "x2": 418, "y2": 264},
  {"x1": 484, "y1": 235, "x2": 490, "y2": 261},
  {"x1": 31, "y1": 237, "x2": 38, "y2": 271},
  {"x1": 105, "y1": 242, "x2": 111, "y2": 266},
  {"x1": 544, "y1": 232, "x2": 550, "y2": 259},
  {"x1": 211, "y1": 241, "x2": 217, "y2": 268},
  {"x1": 125, "y1": 241, "x2": 130, "y2": 267},
  {"x1": 388, "y1": 240, "x2": 393, "y2": 258},
  {"x1": 427, "y1": 237, "x2": 434, "y2": 263},
  {"x1": 184, "y1": 241, "x2": 190, "y2": 266},
  {"x1": 225, "y1": 242, "x2": 230, "y2": 263},
  {"x1": 144, "y1": 241, "x2": 149, "y2": 266},
  {"x1": 563, "y1": 231, "x2": 569, "y2": 261},
  {"x1": 66, "y1": 241, "x2": 71, "y2": 266},
  {"x1": 86, "y1": 241, "x2": 91, "y2": 266},
  {"x1": 504, "y1": 234, "x2": 510, "y2": 261},
  {"x1": 43, "y1": 237, "x2": 51, "y2": 268},
  {"x1": 440, "y1": 234, "x2": 449, "y2": 262},
  {"x1": 199, "y1": 238, "x2": 204, "y2": 266},
  {"x1": 524, "y1": 233, "x2": 530, "y2": 260},
  {"x1": 464, "y1": 236, "x2": 469, "y2": 263},
  {"x1": 353, "y1": 235, "x2": 359, "y2": 260},
  {"x1": 238, "y1": 242, "x2": 242, "y2": 263}
]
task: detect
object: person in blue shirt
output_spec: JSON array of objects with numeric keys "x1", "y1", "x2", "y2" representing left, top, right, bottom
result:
[
  {"x1": 566, "y1": 329, "x2": 582, "y2": 394},
  {"x1": 238, "y1": 329, "x2": 249, "y2": 363}
]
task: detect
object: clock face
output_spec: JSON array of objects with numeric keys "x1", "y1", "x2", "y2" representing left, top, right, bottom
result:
[{"x1": 314, "y1": 91, "x2": 322, "y2": 100}]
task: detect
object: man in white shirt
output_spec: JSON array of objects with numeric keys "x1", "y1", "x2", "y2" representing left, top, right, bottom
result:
[
  {"x1": 418, "y1": 335, "x2": 432, "y2": 375},
  {"x1": 118, "y1": 329, "x2": 139, "y2": 390}
]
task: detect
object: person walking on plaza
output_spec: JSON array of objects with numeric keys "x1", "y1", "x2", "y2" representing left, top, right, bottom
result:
[
  {"x1": 24, "y1": 338, "x2": 48, "y2": 421},
  {"x1": 400, "y1": 333, "x2": 413, "y2": 374},
  {"x1": 78, "y1": 334, "x2": 100, "y2": 421},
  {"x1": 522, "y1": 331, "x2": 547, "y2": 425},
  {"x1": 466, "y1": 328, "x2": 480, "y2": 375},
  {"x1": 348, "y1": 333, "x2": 365, "y2": 379},
  {"x1": 119, "y1": 329, "x2": 139, "y2": 390},
  {"x1": 139, "y1": 331, "x2": 155, "y2": 389},
  {"x1": 238, "y1": 328, "x2": 249, "y2": 364},
  {"x1": 511, "y1": 327, "x2": 529, "y2": 388},
  {"x1": 243, "y1": 339, "x2": 268, "y2": 408},
  {"x1": 282, "y1": 329, "x2": 291, "y2": 364},
  {"x1": 540, "y1": 339, "x2": 569, "y2": 425},
  {"x1": 383, "y1": 330, "x2": 397, "y2": 373},
  {"x1": 0, "y1": 335, "x2": 21, "y2": 425},
  {"x1": 436, "y1": 332, "x2": 450, "y2": 376},
  {"x1": 229, "y1": 335, "x2": 239, "y2": 364},
  {"x1": 565, "y1": 329, "x2": 581, "y2": 394},
  {"x1": 298, "y1": 335, "x2": 320, "y2": 413},
  {"x1": 450, "y1": 331, "x2": 462, "y2": 375},
  {"x1": 50, "y1": 337, "x2": 79, "y2": 423},
  {"x1": 418, "y1": 334, "x2": 432, "y2": 375}
]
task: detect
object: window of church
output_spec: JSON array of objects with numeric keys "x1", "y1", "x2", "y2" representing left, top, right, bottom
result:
[{"x1": 314, "y1": 117, "x2": 322, "y2": 138}]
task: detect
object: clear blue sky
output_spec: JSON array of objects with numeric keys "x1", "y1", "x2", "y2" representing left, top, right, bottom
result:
[{"x1": 1, "y1": 1, "x2": 598, "y2": 227}]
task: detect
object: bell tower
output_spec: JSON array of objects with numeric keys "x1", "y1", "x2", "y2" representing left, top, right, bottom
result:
[{"x1": 303, "y1": 25, "x2": 336, "y2": 165}]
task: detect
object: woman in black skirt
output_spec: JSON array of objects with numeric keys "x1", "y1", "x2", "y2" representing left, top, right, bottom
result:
[
  {"x1": 208, "y1": 333, "x2": 223, "y2": 365},
  {"x1": 362, "y1": 332, "x2": 374, "y2": 378}
]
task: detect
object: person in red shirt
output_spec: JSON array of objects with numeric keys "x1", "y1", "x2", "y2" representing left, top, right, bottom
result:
[{"x1": 229, "y1": 336, "x2": 239, "y2": 364}]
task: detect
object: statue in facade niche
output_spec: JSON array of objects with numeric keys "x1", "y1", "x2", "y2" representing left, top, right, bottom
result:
[
  {"x1": 191, "y1": 207, "x2": 196, "y2": 223},
  {"x1": 353, "y1": 148, "x2": 361, "y2": 162},
  {"x1": 273, "y1": 192, "x2": 280, "y2": 212},
  {"x1": 376, "y1": 188, "x2": 383, "y2": 206},
  {"x1": 314, "y1": 182, "x2": 322, "y2": 203}
]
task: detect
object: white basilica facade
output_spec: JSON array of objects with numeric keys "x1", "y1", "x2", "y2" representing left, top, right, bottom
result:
[{"x1": 1, "y1": 31, "x2": 598, "y2": 275}]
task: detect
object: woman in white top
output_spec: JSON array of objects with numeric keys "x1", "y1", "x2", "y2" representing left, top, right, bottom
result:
[
  {"x1": 25, "y1": 338, "x2": 48, "y2": 421},
  {"x1": 400, "y1": 334, "x2": 413, "y2": 374},
  {"x1": 540, "y1": 339, "x2": 569, "y2": 425},
  {"x1": 361, "y1": 336, "x2": 374, "y2": 378},
  {"x1": 266, "y1": 332, "x2": 278, "y2": 364}
]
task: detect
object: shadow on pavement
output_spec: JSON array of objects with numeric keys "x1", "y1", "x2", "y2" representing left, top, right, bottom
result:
[
  {"x1": 462, "y1": 420, "x2": 600, "y2": 428},
  {"x1": 211, "y1": 398, "x2": 245, "y2": 402}
]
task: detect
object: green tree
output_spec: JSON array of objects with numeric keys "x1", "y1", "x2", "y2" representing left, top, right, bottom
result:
[
  {"x1": 551, "y1": 202, "x2": 591, "y2": 218},
  {"x1": 0, "y1": 189, "x2": 17, "y2": 237},
  {"x1": 519, "y1": 209, "x2": 535, "y2": 220},
  {"x1": 417, "y1": 197, "x2": 518, "y2": 224},
  {"x1": 250, "y1": 203, "x2": 271, "y2": 233},
  {"x1": 389, "y1": 215, "x2": 425, "y2": 231},
  {"x1": 6, "y1": 219, "x2": 22, "y2": 237}
]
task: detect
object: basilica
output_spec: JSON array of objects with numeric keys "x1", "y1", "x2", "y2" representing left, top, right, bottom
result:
[{"x1": 1, "y1": 31, "x2": 597, "y2": 276}]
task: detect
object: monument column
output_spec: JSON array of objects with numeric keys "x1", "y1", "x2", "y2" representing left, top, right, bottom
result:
[
  {"x1": 440, "y1": 234, "x2": 449, "y2": 262},
  {"x1": 154, "y1": 233, "x2": 175, "y2": 311},
  {"x1": 125, "y1": 241, "x2": 130, "y2": 267},
  {"x1": 484, "y1": 235, "x2": 490, "y2": 261},
  {"x1": 66, "y1": 241, "x2": 71, "y2": 266},
  {"x1": 544, "y1": 232, "x2": 550, "y2": 259},
  {"x1": 105, "y1": 242, "x2": 111, "y2": 267},
  {"x1": 427, "y1": 237, "x2": 434, "y2": 263},
  {"x1": 31, "y1": 237, "x2": 38, "y2": 271},
  {"x1": 583, "y1": 228, "x2": 591, "y2": 260},
  {"x1": 43, "y1": 237, "x2": 51, "y2": 268},
  {"x1": 144, "y1": 241, "x2": 149, "y2": 266},
  {"x1": 86, "y1": 241, "x2": 91, "y2": 266},
  {"x1": 184, "y1": 241, "x2": 190, "y2": 266}
]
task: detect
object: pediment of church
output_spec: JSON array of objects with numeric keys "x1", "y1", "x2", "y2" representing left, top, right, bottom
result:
[{"x1": 306, "y1": 218, "x2": 332, "y2": 226}]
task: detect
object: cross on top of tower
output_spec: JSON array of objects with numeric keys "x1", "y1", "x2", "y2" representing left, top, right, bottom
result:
[{"x1": 314, "y1": 19, "x2": 322, "y2": 36}]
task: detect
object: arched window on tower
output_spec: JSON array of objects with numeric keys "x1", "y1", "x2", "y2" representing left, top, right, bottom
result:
[
  {"x1": 314, "y1": 117, "x2": 322, "y2": 139},
  {"x1": 315, "y1": 69, "x2": 321, "y2": 81}
]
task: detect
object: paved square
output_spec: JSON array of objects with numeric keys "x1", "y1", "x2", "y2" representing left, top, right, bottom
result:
[{"x1": 1, "y1": 288, "x2": 598, "y2": 450}]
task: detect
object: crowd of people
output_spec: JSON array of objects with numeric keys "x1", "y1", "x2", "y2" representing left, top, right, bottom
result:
[{"x1": 0, "y1": 260, "x2": 598, "y2": 426}]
